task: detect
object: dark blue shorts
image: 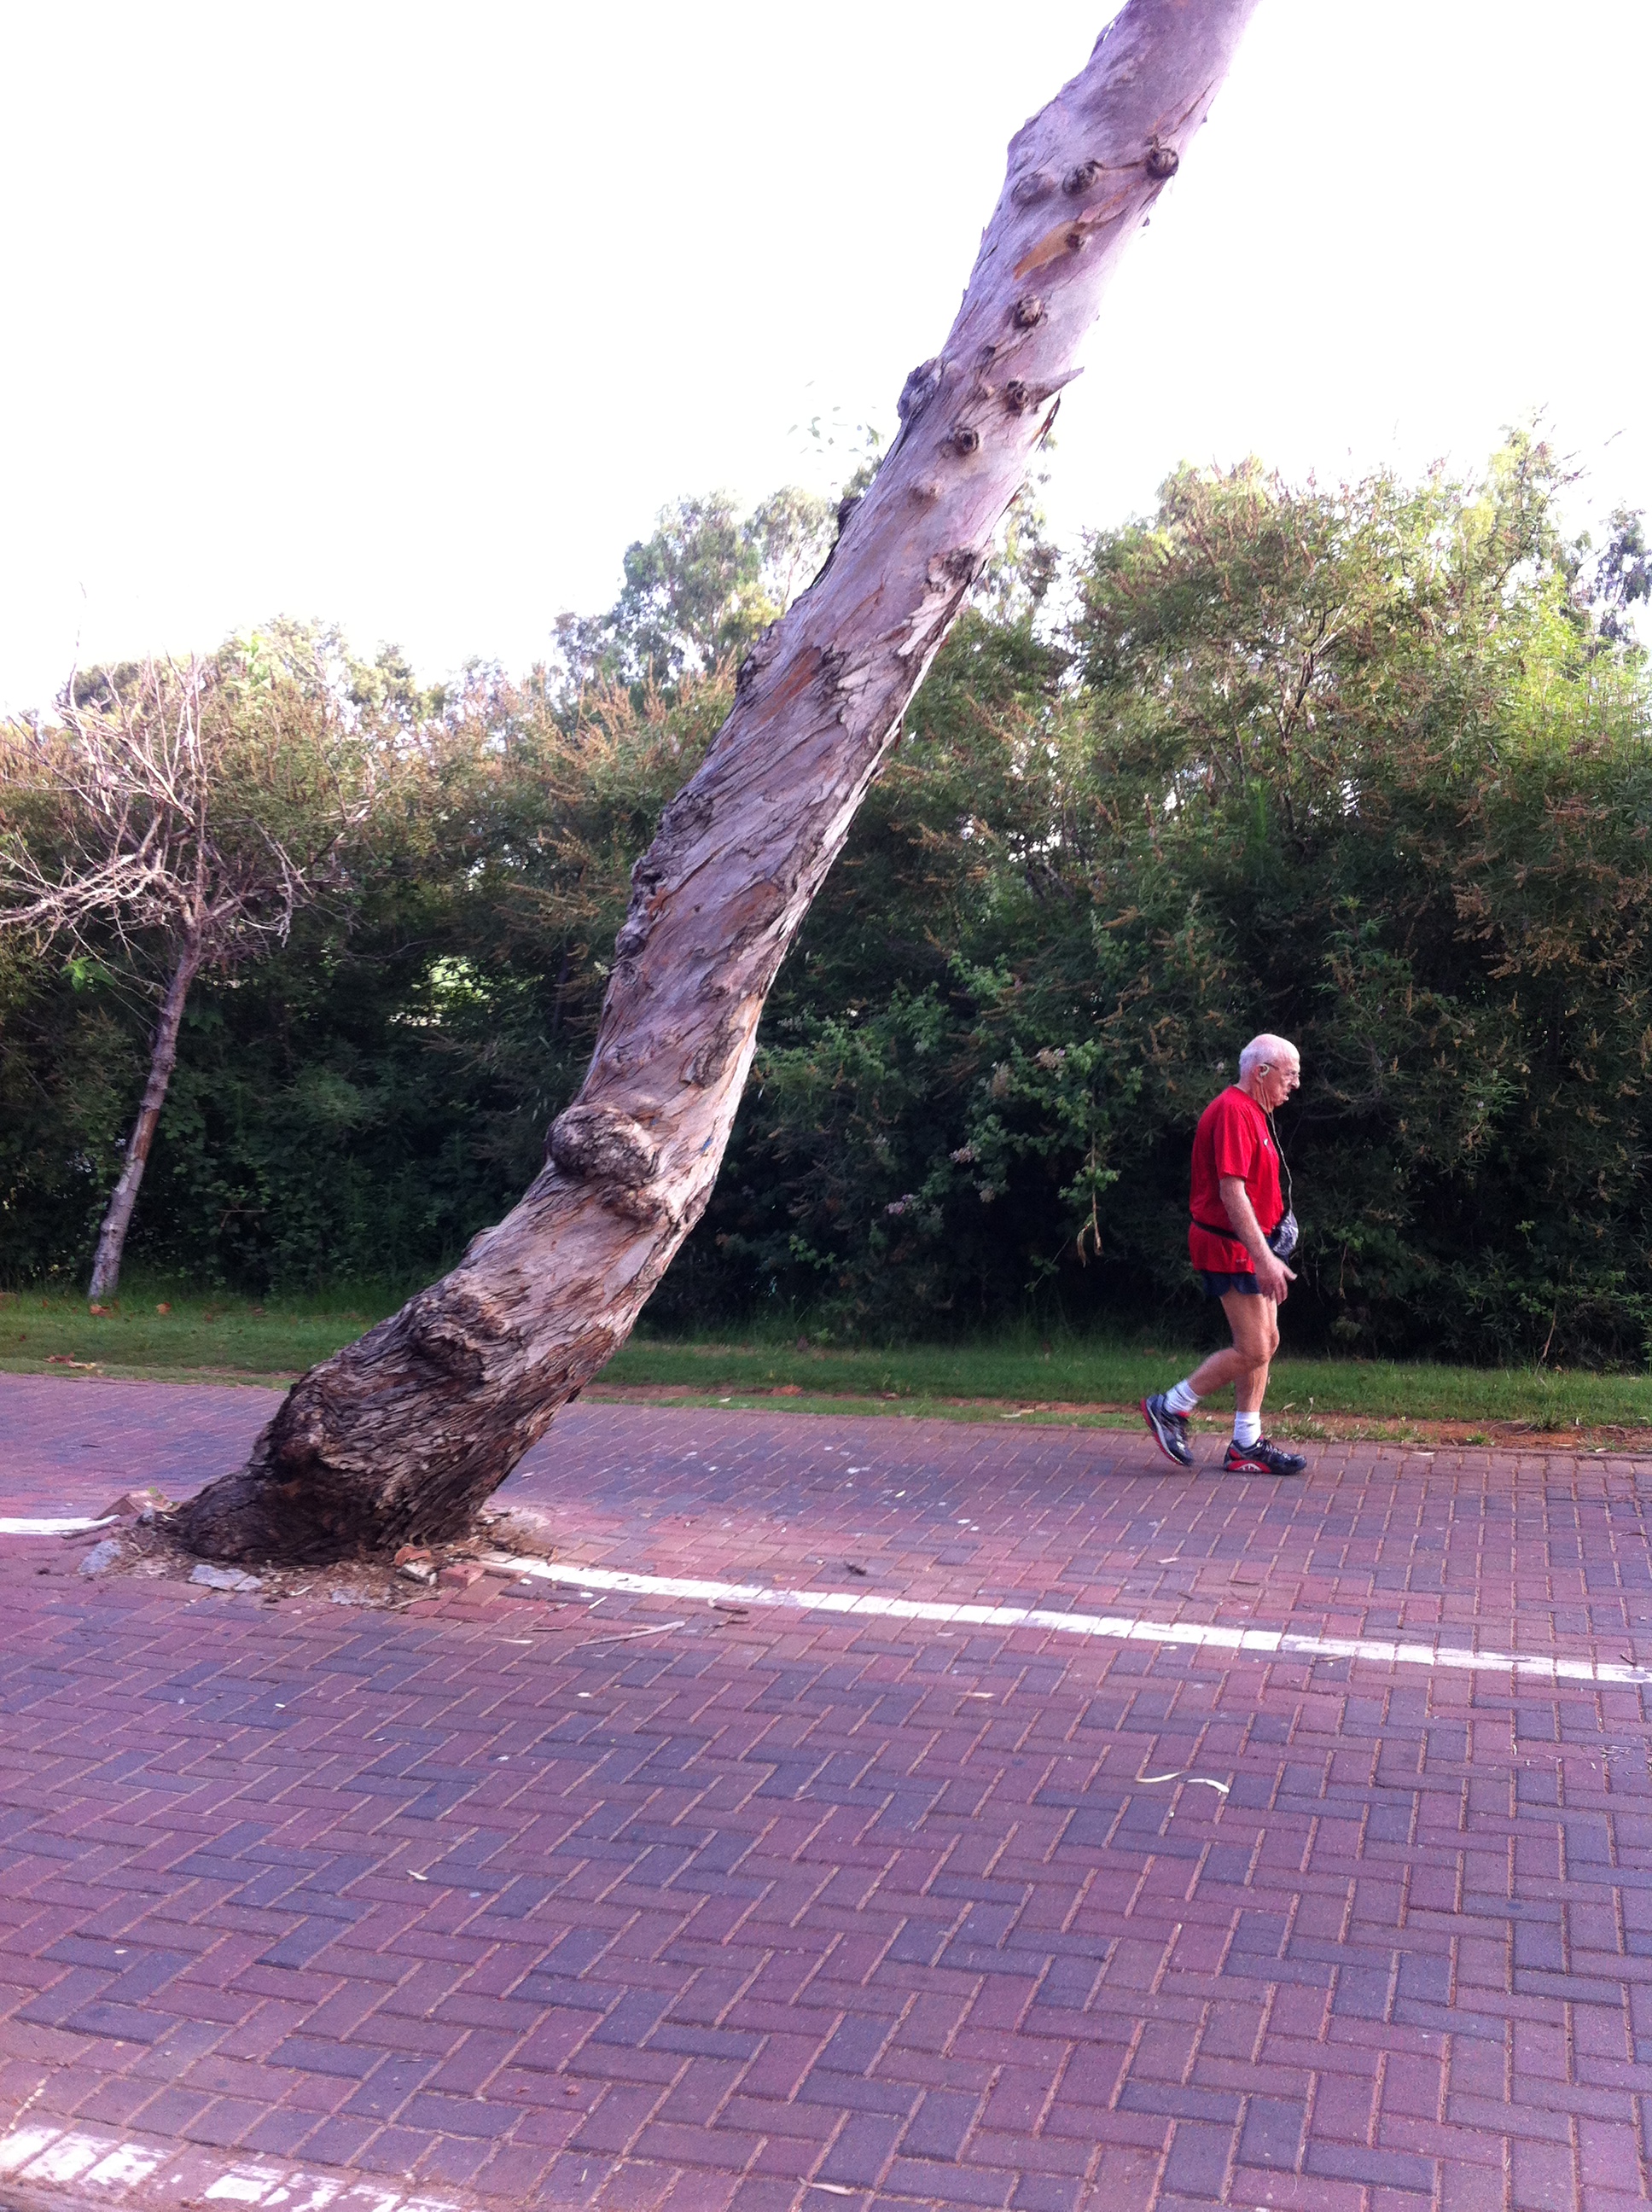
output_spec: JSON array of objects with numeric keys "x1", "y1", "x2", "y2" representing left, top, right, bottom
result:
[{"x1": 1201, "y1": 1269, "x2": 1261, "y2": 1299}]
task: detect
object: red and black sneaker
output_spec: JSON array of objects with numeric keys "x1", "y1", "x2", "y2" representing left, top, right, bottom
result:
[
  {"x1": 1141, "y1": 1393, "x2": 1194, "y2": 1467},
  {"x1": 1222, "y1": 1436, "x2": 1306, "y2": 1477}
]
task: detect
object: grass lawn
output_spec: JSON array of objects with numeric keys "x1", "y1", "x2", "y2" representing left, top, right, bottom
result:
[
  {"x1": 0, "y1": 1289, "x2": 382, "y2": 1382},
  {"x1": 602, "y1": 1336, "x2": 1652, "y2": 1432},
  {"x1": 1, "y1": 1288, "x2": 1649, "y2": 1440}
]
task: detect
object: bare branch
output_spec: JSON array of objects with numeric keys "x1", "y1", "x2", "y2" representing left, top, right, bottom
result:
[{"x1": 0, "y1": 637, "x2": 384, "y2": 1296}]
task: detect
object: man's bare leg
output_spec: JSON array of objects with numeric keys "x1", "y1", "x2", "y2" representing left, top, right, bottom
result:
[
  {"x1": 1184, "y1": 1290, "x2": 1279, "y2": 1410},
  {"x1": 1142, "y1": 1289, "x2": 1283, "y2": 1467},
  {"x1": 1190, "y1": 1290, "x2": 1305, "y2": 1470}
]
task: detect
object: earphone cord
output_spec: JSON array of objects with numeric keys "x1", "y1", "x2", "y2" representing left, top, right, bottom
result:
[{"x1": 1265, "y1": 1108, "x2": 1293, "y2": 1214}]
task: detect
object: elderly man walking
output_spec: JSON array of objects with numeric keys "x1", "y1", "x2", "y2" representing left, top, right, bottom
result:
[{"x1": 1141, "y1": 1034, "x2": 1308, "y2": 1477}]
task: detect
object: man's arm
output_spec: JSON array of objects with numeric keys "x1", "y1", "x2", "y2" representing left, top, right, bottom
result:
[{"x1": 1218, "y1": 1173, "x2": 1295, "y2": 1301}]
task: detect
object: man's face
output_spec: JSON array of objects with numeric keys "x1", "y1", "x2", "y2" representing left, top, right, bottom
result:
[{"x1": 1257, "y1": 1055, "x2": 1300, "y2": 1110}]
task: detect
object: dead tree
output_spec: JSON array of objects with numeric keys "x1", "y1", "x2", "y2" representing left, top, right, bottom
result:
[
  {"x1": 177, "y1": 0, "x2": 1261, "y2": 1562},
  {"x1": 0, "y1": 650, "x2": 371, "y2": 1301}
]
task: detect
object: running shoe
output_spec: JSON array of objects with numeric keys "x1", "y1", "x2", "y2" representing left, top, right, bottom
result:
[
  {"x1": 1222, "y1": 1436, "x2": 1306, "y2": 1477},
  {"x1": 1141, "y1": 1393, "x2": 1193, "y2": 1467}
]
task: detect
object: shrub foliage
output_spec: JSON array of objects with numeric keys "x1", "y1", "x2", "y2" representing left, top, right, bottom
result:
[{"x1": 3, "y1": 442, "x2": 1648, "y2": 1364}]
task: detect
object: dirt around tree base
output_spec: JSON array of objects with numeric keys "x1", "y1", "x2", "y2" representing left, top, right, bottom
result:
[{"x1": 53, "y1": 1493, "x2": 563, "y2": 1600}]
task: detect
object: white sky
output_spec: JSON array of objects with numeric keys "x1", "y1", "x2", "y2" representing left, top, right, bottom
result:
[{"x1": 3, "y1": 1, "x2": 1648, "y2": 711}]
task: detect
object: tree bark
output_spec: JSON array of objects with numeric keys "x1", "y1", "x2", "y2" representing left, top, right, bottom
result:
[
  {"x1": 175, "y1": 0, "x2": 1261, "y2": 1563},
  {"x1": 87, "y1": 930, "x2": 206, "y2": 1301}
]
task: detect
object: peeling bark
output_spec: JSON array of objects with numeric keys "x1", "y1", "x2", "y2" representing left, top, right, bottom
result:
[{"x1": 175, "y1": 0, "x2": 1261, "y2": 1563}]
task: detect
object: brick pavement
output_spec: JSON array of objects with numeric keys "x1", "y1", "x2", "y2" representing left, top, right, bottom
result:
[{"x1": 3, "y1": 1374, "x2": 1652, "y2": 2209}]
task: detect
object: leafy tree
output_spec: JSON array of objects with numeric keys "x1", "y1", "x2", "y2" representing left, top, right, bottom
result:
[
  {"x1": 1591, "y1": 506, "x2": 1652, "y2": 646},
  {"x1": 672, "y1": 438, "x2": 1652, "y2": 1364},
  {"x1": 6, "y1": 440, "x2": 1649, "y2": 1375},
  {"x1": 555, "y1": 488, "x2": 835, "y2": 689}
]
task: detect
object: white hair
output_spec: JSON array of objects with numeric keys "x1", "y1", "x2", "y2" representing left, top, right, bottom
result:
[{"x1": 1239, "y1": 1033, "x2": 1299, "y2": 1080}]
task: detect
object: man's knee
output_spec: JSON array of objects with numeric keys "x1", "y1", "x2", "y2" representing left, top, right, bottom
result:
[{"x1": 1228, "y1": 1300, "x2": 1273, "y2": 1360}]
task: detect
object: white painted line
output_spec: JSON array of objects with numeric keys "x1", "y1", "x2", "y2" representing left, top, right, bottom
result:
[
  {"x1": 0, "y1": 2125, "x2": 56, "y2": 2175},
  {"x1": 203, "y1": 2169, "x2": 285, "y2": 2203},
  {"x1": 88, "y1": 2145, "x2": 166, "y2": 2188},
  {"x1": 486, "y1": 1555, "x2": 1652, "y2": 1687},
  {"x1": 0, "y1": 2122, "x2": 466, "y2": 2209},
  {"x1": 16, "y1": 2133, "x2": 108, "y2": 2185},
  {"x1": 0, "y1": 1514, "x2": 116, "y2": 1535}
]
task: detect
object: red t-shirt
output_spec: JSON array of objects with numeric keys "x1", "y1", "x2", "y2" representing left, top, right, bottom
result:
[{"x1": 1187, "y1": 1086, "x2": 1283, "y2": 1275}]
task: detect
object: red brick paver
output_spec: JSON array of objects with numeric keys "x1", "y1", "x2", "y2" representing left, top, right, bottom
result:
[{"x1": 3, "y1": 1374, "x2": 1652, "y2": 2210}]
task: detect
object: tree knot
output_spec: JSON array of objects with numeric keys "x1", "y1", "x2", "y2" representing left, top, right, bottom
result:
[
  {"x1": 547, "y1": 1104, "x2": 660, "y2": 1188},
  {"x1": 613, "y1": 910, "x2": 650, "y2": 959},
  {"x1": 897, "y1": 358, "x2": 944, "y2": 425},
  {"x1": 927, "y1": 549, "x2": 980, "y2": 591}
]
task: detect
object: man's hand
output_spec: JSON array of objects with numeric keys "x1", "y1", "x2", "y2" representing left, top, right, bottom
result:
[
  {"x1": 1218, "y1": 1174, "x2": 1296, "y2": 1303},
  {"x1": 1255, "y1": 1251, "x2": 1296, "y2": 1304}
]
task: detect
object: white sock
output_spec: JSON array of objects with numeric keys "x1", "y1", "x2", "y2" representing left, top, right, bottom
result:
[
  {"x1": 1166, "y1": 1380, "x2": 1200, "y2": 1417},
  {"x1": 1233, "y1": 1410, "x2": 1262, "y2": 1448}
]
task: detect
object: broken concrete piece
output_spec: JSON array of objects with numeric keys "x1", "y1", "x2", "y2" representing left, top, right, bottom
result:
[
  {"x1": 189, "y1": 1563, "x2": 261, "y2": 1592},
  {"x1": 79, "y1": 1539, "x2": 124, "y2": 1577},
  {"x1": 397, "y1": 1561, "x2": 437, "y2": 1585},
  {"x1": 486, "y1": 1505, "x2": 556, "y2": 1558}
]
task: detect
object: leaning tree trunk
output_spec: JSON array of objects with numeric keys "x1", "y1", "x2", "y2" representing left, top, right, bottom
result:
[
  {"x1": 177, "y1": 0, "x2": 1260, "y2": 1562},
  {"x1": 87, "y1": 928, "x2": 204, "y2": 1302}
]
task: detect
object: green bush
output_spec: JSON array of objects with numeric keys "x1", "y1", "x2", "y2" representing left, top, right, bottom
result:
[
  {"x1": 673, "y1": 439, "x2": 1652, "y2": 1364},
  {"x1": 3, "y1": 443, "x2": 1649, "y2": 1366}
]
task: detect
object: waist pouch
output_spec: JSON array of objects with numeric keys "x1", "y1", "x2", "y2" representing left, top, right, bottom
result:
[{"x1": 1192, "y1": 1213, "x2": 1299, "y2": 1260}]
